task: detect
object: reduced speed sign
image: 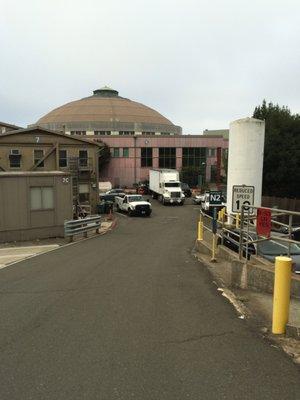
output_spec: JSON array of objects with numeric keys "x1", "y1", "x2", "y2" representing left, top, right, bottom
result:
[{"x1": 232, "y1": 185, "x2": 254, "y2": 213}]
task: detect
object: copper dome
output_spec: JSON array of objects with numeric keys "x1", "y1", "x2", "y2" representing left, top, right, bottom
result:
[{"x1": 36, "y1": 87, "x2": 181, "y2": 134}]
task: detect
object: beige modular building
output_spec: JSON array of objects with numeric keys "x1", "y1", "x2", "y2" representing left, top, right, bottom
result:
[
  {"x1": 0, "y1": 126, "x2": 102, "y2": 213},
  {"x1": 0, "y1": 171, "x2": 73, "y2": 242}
]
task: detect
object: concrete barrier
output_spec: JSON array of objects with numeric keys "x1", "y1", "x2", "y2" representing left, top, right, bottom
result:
[{"x1": 196, "y1": 241, "x2": 300, "y2": 299}]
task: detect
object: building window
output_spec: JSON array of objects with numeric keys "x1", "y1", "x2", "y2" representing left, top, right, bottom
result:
[
  {"x1": 113, "y1": 148, "x2": 120, "y2": 157},
  {"x1": 181, "y1": 148, "x2": 207, "y2": 186},
  {"x1": 34, "y1": 149, "x2": 44, "y2": 167},
  {"x1": 70, "y1": 131, "x2": 86, "y2": 136},
  {"x1": 158, "y1": 147, "x2": 176, "y2": 168},
  {"x1": 119, "y1": 131, "x2": 134, "y2": 136},
  {"x1": 30, "y1": 187, "x2": 54, "y2": 210},
  {"x1": 142, "y1": 132, "x2": 155, "y2": 136},
  {"x1": 79, "y1": 183, "x2": 90, "y2": 203},
  {"x1": 208, "y1": 148, "x2": 216, "y2": 157},
  {"x1": 123, "y1": 148, "x2": 129, "y2": 158},
  {"x1": 141, "y1": 147, "x2": 152, "y2": 167},
  {"x1": 94, "y1": 131, "x2": 111, "y2": 136},
  {"x1": 79, "y1": 150, "x2": 88, "y2": 167},
  {"x1": 9, "y1": 149, "x2": 21, "y2": 168},
  {"x1": 59, "y1": 150, "x2": 68, "y2": 167},
  {"x1": 161, "y1": 132, "x2": 171, "y2": 135},
  {"x1": 182, "y1": 148, "x2": 207, "y2": 168}
]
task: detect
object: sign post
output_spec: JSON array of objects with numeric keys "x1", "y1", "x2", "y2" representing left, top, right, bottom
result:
[{"x1": 211, "y1": 207, "x2": 218, "y2": 262}]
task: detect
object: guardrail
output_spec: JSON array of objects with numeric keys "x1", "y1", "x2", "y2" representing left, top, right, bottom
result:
[
  {"x1": 64, "y1": 215, "x2": 101, "y2": 242},
  {"x1": 197, "y1": 205, "x2": 300, "y2": 263}
]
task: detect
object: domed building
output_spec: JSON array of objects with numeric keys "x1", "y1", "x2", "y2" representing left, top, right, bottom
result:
[
  {"x1": 35, "y1": 86, "x2": 228, "y2": 187},
  {"x1": 36, "y1": 86, "x2": 182, "y2": 136}
]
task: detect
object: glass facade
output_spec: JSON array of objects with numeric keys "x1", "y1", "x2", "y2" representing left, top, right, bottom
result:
[
  {"x1": 182, "y1": 148, "x2": 207, "y2": 167},
  {"x1": 158, "y1": 148, "x2": 176, "y2": 168},
  {"x1": 181, "y1": 148, "x2": 207, "y2": 186},
  {"x1": 141, "y1": 147, "x2": 152, "y2": 167}
]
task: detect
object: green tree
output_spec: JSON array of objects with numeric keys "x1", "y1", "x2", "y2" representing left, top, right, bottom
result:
[{"x1": 253, "y1": 101, "x2": 300, "y2": 198}]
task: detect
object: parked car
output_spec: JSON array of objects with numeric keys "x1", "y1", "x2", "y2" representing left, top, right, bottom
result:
[
  {"x1": 279, "y1": 226, "x2": 300, "y2": 242},
  {"x1": 115, "y1": 194, "x2": 152, "y2": 217},
  {"x1": 181, "y1": 183, "x2": 192, "y2": 197},
  {"x1": 218, "y1": 229, "x2": 300, "y2": 272},
  {"x1": 100, "y1": 189, "x2": 125, "y2": 202}
]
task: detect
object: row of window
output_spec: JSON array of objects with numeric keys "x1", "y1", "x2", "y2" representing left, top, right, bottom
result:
[
  {"x1": 70, "y1": 131, "x2": 173, "y2": 136},
  {"x1": 8, "y1": 149, "x2": 88, "y2": 168},
  {"x1": 111, "y1": 148, "x2": 129, "y2": 158},
  {"x1": 110, "y1": 147, "x2": 215, "y2": 168}
]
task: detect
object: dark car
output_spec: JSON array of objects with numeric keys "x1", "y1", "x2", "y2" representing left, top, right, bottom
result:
[
  {"x1": 219, "y1": 229, "x2": 300, "y2": 272},
  {"x1": 99, "y1": 189, "x2": 125, "y2": 202},
  {"x1": 181, "y1": 183, "x2": 192, "y2": 197},
  {"x1": 279, "y1": 226, "x2": 300, "y2": 242}
]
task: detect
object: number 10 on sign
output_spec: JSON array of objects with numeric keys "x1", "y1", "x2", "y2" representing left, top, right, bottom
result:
[{"x1": 232, "y1": 185, "x2": 254, "y2": 213}]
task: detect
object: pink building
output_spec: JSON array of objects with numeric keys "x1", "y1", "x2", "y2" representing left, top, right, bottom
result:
[{"x1": 97, "y1": 135, "x2": 228, "y2": 187}]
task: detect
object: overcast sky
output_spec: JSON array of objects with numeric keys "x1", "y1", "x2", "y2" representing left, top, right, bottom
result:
[{"x1": 1, "y1": 0, "x2": 300, "y2": 134}]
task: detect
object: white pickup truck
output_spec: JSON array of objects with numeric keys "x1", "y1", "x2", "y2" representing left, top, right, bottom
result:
[{"x1": 115, "y1": 194, "x2": 152, "y2": 217}]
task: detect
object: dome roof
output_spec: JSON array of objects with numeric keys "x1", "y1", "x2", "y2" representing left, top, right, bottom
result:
[{"x1": 36, "y1": 87, "x2": 179, "y2": 133}]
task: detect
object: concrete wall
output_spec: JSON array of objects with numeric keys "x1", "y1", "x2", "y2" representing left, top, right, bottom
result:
[
  {"x1": 0, "y1": 173, "x2": 73, "y2": 242},
  {"x1": 197, "y1": 241, "x2": 300, "y2": 299}
]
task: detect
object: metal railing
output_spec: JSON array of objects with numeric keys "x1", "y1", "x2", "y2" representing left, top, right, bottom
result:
[
  {"x1": 237, "y1": 205, "x2": 300, "y2": 261},
  {"x1": 199, "y1": 205, "x2": 300, "y2": 263},
  {"x1": 64, "y1": 215, "x2": 101, "y2": 242}
]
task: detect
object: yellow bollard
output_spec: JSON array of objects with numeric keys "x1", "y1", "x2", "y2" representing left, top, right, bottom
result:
[
  {"x1": 197, "y1": 221, "x2": 204, "y2": 241},
  {"x1": 235, "y1": 213, "x2": 240, "y2": 229},
  {"x1": 272, "y1": 256, "x2": 292, "y2": 334}
]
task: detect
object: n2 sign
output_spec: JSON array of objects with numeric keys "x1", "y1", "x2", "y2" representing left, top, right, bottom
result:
[
  {"x1": 209, "y1": 191, "x2": 222, "y2": 205},
  {"x1": 256, "y1": 208, "x2": 272, "y2": 237}
]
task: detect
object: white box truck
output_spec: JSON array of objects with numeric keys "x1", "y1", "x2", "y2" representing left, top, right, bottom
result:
[{"x1": 149, "y1": 169, "x2": 185, "y2": 205}]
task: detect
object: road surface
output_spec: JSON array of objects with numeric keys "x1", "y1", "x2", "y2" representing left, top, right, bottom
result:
[{"x1": 0, "y1": 202, "x2": 299, "y2": 399}]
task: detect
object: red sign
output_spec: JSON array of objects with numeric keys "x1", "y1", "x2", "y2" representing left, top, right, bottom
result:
[{"x1": 256, "y1": 208, "x2": 272, "y2": 237}]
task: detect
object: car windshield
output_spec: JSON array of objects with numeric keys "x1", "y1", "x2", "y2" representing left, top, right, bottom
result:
[
  {"x1": 128, "y1": 195, "x2": 143, "y2": 202},
  {"x1": 258, "y1": 240, "x2": 300, "y2": 256},
  {"x1": 165, "y1": 182, "x2": 180, "y2": 187}
]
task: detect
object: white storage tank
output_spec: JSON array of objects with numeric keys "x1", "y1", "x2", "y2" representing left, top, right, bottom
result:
[{"x1": 226, "y1": 117, "x2": 265, "y2": 217}]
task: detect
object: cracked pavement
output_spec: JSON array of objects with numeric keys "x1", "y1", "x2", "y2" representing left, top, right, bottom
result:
[{"x1": 0, "y1": 202, "x2": 300, "y2": 399}]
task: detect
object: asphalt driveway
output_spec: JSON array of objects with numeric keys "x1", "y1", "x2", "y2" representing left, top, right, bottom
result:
[{"x1": 0, "y1": 201, "x2": 299, "y2": 399}]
